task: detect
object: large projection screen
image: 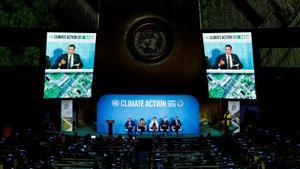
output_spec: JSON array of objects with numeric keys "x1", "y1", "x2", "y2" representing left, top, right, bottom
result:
[
  {"x1": 202, "y1": 32, "x2": 256, "y2": 99},
  {"x1": 43, "y1": 32, "x2": 97, "y2": 99}
]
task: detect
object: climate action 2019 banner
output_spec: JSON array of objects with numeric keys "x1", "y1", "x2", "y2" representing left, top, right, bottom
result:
[{"x1": 97, "y1": 94, "x2": 200, "y2": 135}]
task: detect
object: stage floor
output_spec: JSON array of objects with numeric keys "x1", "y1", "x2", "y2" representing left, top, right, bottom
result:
[
  {"x1": 76, "y1": 122, "x2": 200, "y2": 138},
  {"x1": 46, "y1": 122, "x2": 229, "y2": 138}
]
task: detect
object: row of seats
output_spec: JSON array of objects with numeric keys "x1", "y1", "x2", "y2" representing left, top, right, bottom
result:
[
  {"x1": 149, "y1": 137, "x2": 238, "y2": 168},
  {"x1": 48, "y1": 134, "x2": 138, "y2": 169},
  {"x1": 2, "y1": 126, "x2": 300, "y2": 168},
  {"x1": 230, "y1": 127, "x2": 300, "y2": 168},
  {"x1": 0, "y1": 129, "x2": 138, "y2": 169}
]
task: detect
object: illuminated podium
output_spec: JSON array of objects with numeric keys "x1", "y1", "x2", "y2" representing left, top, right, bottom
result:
[{"x1": 106, "y1": 120, "x2": 115, "y2": 136}]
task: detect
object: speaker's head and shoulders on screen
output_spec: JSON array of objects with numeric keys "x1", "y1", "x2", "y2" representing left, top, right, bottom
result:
[
  {"x1": 51, "y1": 44, "x2": 84, "y2": 69},
  {"x1": 212, "y1": 44, "x2": 243, "y2": 70}
]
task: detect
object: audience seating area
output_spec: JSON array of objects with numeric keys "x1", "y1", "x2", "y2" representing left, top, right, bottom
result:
[
  {"x1": 0, "y1": 129, "x2": 138, "y2": 169},
  {"x1": 149, "y1": 137, "x2": 237, "y2": 168},
  {"x1": 1, "y1": 127, "x2": 300, "y2": 168},
  {"x1": 230, "y1": 127, "x2": 300, "y2": 168}
]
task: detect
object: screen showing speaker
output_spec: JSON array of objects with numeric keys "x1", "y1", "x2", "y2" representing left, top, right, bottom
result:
[
  {"x1": 43, "y1": 32, "x2": 97, "y2": 99},
  {"x1": 202, "y1": 32, "x2": 256, "y2": 99}
]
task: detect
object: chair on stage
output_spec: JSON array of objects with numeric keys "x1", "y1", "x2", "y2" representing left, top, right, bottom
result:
[
  {"x1": 125, "y1": 126, "x2": 135, "y2": 136},
  {"x1": 171, "y1": 125, "x2": 182, "y2": 136},
  {"x1": 125, "y1": 126, "x2": 135, "y2": 131},
  {"x1": 137, "y1": 125, "x2": 147, "y2": 135},
  {"x1": 160, "y1": 125, "x2": 170, "y2": 136},
  {"x1": 149, "y1": 124, "x2": 159, "y2": 136}
]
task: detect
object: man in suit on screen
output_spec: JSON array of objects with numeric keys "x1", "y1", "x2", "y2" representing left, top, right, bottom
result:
[
  {"x1": 52, "y1": 44, "x2": 84, "y2": 69},
  {"x1": 213, "y1": 44, "x2": 243, "y2": 69}
]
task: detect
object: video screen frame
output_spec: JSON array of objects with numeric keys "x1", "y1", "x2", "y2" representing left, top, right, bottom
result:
[
  {"x1": 202, "y1": 31, "x2": 257, "y2": 100},
  {"x1": 43, "y1": 31, "x2": 97, "y2": 99}
]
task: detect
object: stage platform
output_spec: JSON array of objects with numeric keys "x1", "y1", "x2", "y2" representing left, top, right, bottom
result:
[
  {"x1": 45, "y1": 130, "x2": 201, "y2": 139},
  {"x1": 45, "y1": 122, "x2": 226, "y2": 138}
]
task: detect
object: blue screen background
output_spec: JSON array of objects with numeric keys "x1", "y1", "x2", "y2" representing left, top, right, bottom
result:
[{"x1": 97, "y1": 95, "x2": 200, "y2": 135}]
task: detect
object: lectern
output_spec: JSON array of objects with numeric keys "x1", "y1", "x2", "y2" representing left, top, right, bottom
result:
[{"x1": 106, "y1": 120, "x2": 115, "y2": 136}]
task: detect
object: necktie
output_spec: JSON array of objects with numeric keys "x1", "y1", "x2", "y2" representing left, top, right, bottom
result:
[
  {"x1": 68, "y1": 55, "x2": 71, "y2": 68},
  {"x1": 70, "y1": 55, "x2": 74, "y2": 68},
  {"x1": 227, "y1": 55, "x2": 230, "y2": 69},
  {"x1": 229, "y1": 55, "x2": 232, "y2": 68}
]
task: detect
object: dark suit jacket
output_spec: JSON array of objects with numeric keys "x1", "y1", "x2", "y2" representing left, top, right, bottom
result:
[
  {"x1": 160, "y1": 120, "x2": 169, "y2": 127},
  {"x1": 213, "y1": 54, "x2": 243, "y2": 69},
  {"x1": 52, "y1": 53, "x2": 83, "y2": 69},
  {"x1": 171, "y1": 120, "x2": 182, "y2": 127},
  {"x1": 125, "y1": 121, "x2": 134, "y2": 129}
]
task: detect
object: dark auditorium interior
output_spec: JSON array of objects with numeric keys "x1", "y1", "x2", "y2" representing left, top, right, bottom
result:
[{"x1": 1, "y1": 0, "x2": 300, "y2": 168}]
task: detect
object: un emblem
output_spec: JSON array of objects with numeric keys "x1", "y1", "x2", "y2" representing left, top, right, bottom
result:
[
  {"x1": 126, "y1": 16, "x2": 175, "y2": 64},
  {"x1": 111, "y1": 100, "x2": 120, "y2": 107},
  {"x1": 134, "y1": 30, "x2": 166, "y2": 59},
  {"x1": 177, "y1": 100, "x2": 184, "y2": 107}
]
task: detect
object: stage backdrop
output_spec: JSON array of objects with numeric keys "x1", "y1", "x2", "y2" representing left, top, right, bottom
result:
[{"x1": 97, "y1": 94, "x2": 200, "y2": 135}]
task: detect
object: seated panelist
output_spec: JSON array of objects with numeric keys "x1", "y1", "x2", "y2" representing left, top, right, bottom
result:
[
  {"x1": 137, "y1": 118, "x2": 146, "y2": 135},
  {"x1": 160, "y1": 116, "x2": 169, "y2": 136},
  {"x1": 171, "y1": 116, "x2": 182, "y2": 137},
  {"x1": 149, "y1": 116, "x2": 159, "y2": 136},
  {"x1": 125, "y1": 117, "x2": 134, "y2": 136}
]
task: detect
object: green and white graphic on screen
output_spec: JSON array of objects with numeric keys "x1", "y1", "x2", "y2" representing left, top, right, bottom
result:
[{"x1": 207, "y1": 73, "x2": 256, "y2": 99}]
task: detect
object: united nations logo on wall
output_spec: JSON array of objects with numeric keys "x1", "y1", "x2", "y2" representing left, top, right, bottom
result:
[{"x1": 126, "y1": 17, "x2": 175, "y2": 64}]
